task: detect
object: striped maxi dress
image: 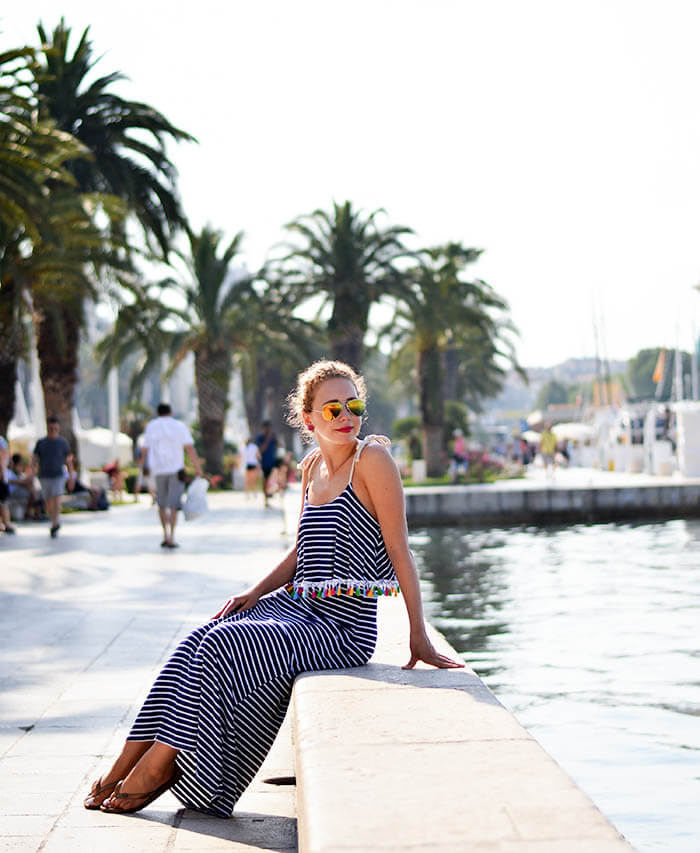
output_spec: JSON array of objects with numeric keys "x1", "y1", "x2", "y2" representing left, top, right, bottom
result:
[{"x1": 127, "y1": 436, "x2": 400, "y2": 817}]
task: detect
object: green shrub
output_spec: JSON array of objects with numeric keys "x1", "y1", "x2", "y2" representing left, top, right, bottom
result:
[{"x1": 392, "y1": 416, "x2": 422, "y2": 459}]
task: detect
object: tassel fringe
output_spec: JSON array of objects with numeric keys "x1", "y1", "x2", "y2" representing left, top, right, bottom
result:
[{"x1": 285, "y1": 579, "x2": 400, "y2": 600}]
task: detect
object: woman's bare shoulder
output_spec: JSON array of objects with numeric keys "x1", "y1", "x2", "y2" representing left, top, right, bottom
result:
[{"x1": 357, "y1": 439, "x2": 398, "y2": 477}]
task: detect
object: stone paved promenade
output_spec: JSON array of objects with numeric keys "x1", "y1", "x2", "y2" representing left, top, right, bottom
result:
[
  {"x1": 0, "y1": 492, "x2": 297, "y2": 852},
  {"x1": 2, "y1": 469, "x2": 654, "y2": 852}
]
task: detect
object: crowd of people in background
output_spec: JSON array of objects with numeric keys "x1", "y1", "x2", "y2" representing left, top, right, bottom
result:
[
  {"x1": 0, "y1": 420, "x2": 120, "y2": 537},
  {"x1": 2, "y1": 404, "x2": 580, "y2": 544},
  {"x1": 1, "y1": 418, "x2": 78, "y2": 538},
  {"x1": 0, "y1": 406, "x2": 301, "y2": 543},
  {"x1": 243, "y1": 426, "x2": 295, "y2": 505}
]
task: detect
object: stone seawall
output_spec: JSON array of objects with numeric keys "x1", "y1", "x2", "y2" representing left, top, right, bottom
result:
[
  {"x1": 294, "y1": 598, "x2": 636, "y2": 852},
  {"x1": 404, "y1": 479, "x2": 700, "y2": 526}
]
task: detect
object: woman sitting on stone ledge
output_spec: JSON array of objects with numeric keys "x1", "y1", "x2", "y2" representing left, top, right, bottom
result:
[{"x1": 84, "y1": 359, "x2": 463, "y2": 817}]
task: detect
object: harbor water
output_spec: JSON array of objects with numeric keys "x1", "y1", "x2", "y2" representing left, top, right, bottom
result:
[{"x1": 411, "y1": 518, "x2": 700, "y2": 853}]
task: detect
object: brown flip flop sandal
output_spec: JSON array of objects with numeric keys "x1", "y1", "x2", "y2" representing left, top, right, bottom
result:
[
  {"x1": 100, "y1": 766, "x2": 182, "y2": 814},
  {"x1": 84, "y1": 778, "x2": 118, "y2": 810}
]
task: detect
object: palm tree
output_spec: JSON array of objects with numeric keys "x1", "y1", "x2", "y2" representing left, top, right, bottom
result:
[
  {"x1": 388, "y1": 243, "x2": 521, "y2": 476},
  {"x1": 0, "y1": 43, "x2": 124, "y2": 437},
  {"x1": 17, "y1": 188, "x2": 129, "y2": 445},
  {"x1": 280, "y1": 200, "x2": 413, "y2": 369},
  {"x1": 23, "y1": 19, "x2": 193, "y2": 446},
  {"x1": 94, "y1": 287, "x2": 175, "y2": 403},
  {"x1": 0, "y1": 47, "x2": 49, "y2": 241},
  {"x1": 178, "y1": 237, "x2": 315, "y2": 471},
  {"x1": 0, "y1": 46, "x2": 42, "y2": 434},
  {"x1": 1, "y1": 190, "x2": 128, "y2": 440},
  {"x1": 101, "y1": 229, "x2": 258, "y2": 475},
  {"x1": 170, "y1": 227, "x2": 254, "y2": 475},
  {"x1": 35, "y1": 19, "x2": 194, "y2": 256},
  {"x1": 99, "y1": 227, "x2": 317, "y2": 474},
  {"x1": 238, "y1": 335, "x2": 322, "y2": 450},
  {"x1": 99, "y1": 226, "x2": 247, "y2": 475}
]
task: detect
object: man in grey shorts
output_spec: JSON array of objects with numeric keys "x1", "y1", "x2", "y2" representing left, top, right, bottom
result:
[
  {"x1": 141, "y1": 403, "x2": 203, "y2": 548},
  {"x1": 32, "y1": 417, "x2": 75, "y2": 538}
]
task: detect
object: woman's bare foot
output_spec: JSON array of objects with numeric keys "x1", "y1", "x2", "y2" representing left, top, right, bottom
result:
[{"x1": 101, "y1": 742, "x2": 179, "y2": 813}]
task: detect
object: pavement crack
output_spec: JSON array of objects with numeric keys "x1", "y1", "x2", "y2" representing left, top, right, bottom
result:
[{"x1": 82, "y1": 615, "x2": 139, "y2": 671}]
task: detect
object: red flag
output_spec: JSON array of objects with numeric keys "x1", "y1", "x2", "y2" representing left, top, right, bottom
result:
[{"x1": 652, "y1": 349, "x2": 666, "y2": 384}]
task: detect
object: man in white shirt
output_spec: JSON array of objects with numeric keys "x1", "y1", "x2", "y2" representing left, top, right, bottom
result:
[{"x1": 141, "y1": 403, "x2": 203, "y2": 548}]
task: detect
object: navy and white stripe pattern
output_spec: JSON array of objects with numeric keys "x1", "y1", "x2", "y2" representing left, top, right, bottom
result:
[
  {"x1": 127, "y1": 437, "x2": 397, "y2": 817},
  {"x1": 291, "y1": 440, "x2": 399, "y2": 598}
]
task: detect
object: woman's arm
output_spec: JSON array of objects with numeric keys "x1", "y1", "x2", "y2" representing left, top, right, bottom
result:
[
  {"x1": 213, "y1": 545, "x2": 297, "y2": 618},
  {"x1": 358, "y1": 445, "x2": 464, "y2": 670},
  {"x1": 214, "y1": 452, "x2": 311, "y2": 619}
]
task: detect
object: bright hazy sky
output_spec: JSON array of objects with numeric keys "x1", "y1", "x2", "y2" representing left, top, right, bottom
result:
[{"x1": 5, "y1": 1, "x2": 700, "y2": 368}]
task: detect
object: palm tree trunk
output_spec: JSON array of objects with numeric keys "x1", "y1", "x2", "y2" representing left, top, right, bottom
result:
[
  {"x1": 328, "y1": 292, "x2": 368, "y2": 371},
  {"x1": 241, "y1": 354, "x2": 297, "y2": 451},
  {"x1": 330, "y1": 329, "x2": 365, "y2": 372},
  {"x1": 0, "y1": 278, "x2": 20, "y2": 436},
  {"x1": 241, "y1": 353, "x2": 268, "y2": 435},
  {"x1": 35, "y1": 302, "x2": 80, "y2": 456},
  {"x1": 0, "y1": 357, "x2": 17, "y2": 438},
  {"x1": 443, "y1": 346, "x2": 459, "y2": 401},
  {"x1": 423, "y1": 425, "x2": 445, "y2": 478},
  {"x1": 194, "y1": 345, "x2": 230, "y2": 477},
  {"x1": 261, "y1": 362, "x2": 285, "y2": 439},
  {"x1": 418, "y1": 345, "x2": 446, "y2": 477}
]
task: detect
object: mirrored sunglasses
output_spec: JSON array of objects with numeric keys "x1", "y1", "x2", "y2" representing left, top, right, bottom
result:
[{"x1": 314, "y1": 398, "x2": 366, "y2": 421}]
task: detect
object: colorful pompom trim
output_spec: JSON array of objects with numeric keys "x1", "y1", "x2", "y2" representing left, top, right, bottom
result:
[{"x1": 285, "y1": 580, "x2": 400, "y2": 600}]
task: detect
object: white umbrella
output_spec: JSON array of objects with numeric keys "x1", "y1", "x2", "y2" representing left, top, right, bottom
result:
[
  {"x1": 6, "y1": 423, "x2": 37, "y2": 458},
  {"x1": 79, "y1": 427, "x2": 132, "y2": 467},
  {"x1": 552, "y1": 422, "x2": 593, "y2": 441}
]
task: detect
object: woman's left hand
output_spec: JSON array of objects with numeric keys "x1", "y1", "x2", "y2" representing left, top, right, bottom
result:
[
  {"x1": 403, "y1": 631, "x2": 465, "y2": 670},
  {"x1": 213, "y1": 587, "x2": 260, "y2": 619}
]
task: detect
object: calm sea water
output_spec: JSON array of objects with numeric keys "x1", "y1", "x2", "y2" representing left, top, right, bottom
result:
[{"x1": 410, "y1": 519, "x2": 700, "y2": 853}]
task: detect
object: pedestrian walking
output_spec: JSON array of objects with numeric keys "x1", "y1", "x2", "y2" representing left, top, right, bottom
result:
[
  {"x1": 539, "y1": 423, "x2": 558, "y2": 480},
  {"x1": 0, "y1": 435, "x2": 15, "y2": 534},
  {"x1": 243, "y1": 437, "x2": 260, "y2": 498},
  {"x1": 32, "y1": 417, "x2": 75, "y2": 538},
  {"x1": 449, "y1": 428, "x2": 469, "y2": 482},
  {"x1": 103, "y1": 459, "x2": 125, "y2": 503},
  {"x1": 255, "y1": 420, "x2": 278, "y2": 505},
  {"x1": 140, "y1": 403, "x2": 203, "y2": 548},
  {"x1": 84, "y1": 359, "x2": 463, "y2": 818},
  {"x1": 275, "y1": 450, "x2": 294, "y2": 494}
]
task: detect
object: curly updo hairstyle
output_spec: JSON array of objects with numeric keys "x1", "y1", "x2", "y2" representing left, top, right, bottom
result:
[{"x1": 286, "y1": 360, "x2": 367, "y2": 443}]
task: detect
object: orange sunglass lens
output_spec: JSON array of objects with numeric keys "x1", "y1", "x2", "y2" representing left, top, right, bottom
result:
[{"x1": 321, "y1": 403, "x2": 343, "y2": 420}]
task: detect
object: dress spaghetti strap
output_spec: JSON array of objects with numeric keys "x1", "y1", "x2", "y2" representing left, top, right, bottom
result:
[{"x1": 348, "y1": 434, "x2": 391, "y2": 485}]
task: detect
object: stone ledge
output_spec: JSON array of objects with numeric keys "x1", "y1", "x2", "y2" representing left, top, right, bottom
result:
[
  {"x1": 293, "y1": 598, "x2": 635, "y2": 853},
  {"x1": 404, "y1": 482, "x2": 700, "y2": 526}
]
